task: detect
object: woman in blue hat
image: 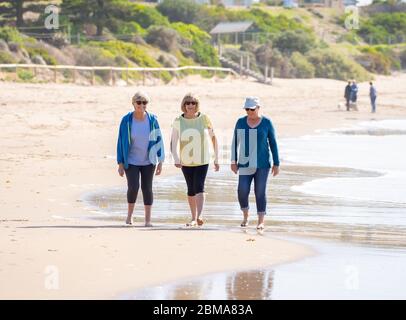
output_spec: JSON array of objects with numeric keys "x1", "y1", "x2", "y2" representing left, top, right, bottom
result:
[{"x1": 231, "y1": 97, "x2": 280, "y2": 230}]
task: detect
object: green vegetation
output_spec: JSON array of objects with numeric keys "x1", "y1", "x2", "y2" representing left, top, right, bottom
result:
[
  {"x1": 0, "y1": 26, "x2": 25, "y2": 44},
  {"x1": 17, "y1": 68, "x2": 34, "y2": 81},
  {"x1": 307, "y1": 49, "x2": 370, "y2": 81},
  {"x1": 0, "y1": 50, "x2": 16, "y2": 63},
  {"x1": 290, "y1": 52, "x2": 315, "y2": 78},
  {"x1": 1, "y1": 1, "x2": 406, "y2": 84},
  {"x1": 358, "y1": 13, "x2": 406, "y2": 45},
  {"x1": 273, "y1": 30, "x2": 316, "y2": 55},
  {"x1": 157, "y1": 0, "x2": 202, "y2": 24},
  {"x1": 89, "y1": 40, "x2": 172, "y2": 82},
  {"x1": 171, "y1": 22, "x2": 220, "y2": 66},
  {"x1": 25, "y1": 46, "x2": 57, "y2": 65}
]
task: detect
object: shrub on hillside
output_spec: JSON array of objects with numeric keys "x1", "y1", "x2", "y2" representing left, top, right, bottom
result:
[
  {"x1": 307, "y1": 49, "x2": 370, "y2": 81},
  {"x1": 273, "y1": 30, "x2": 316, "y2": 55},
  {"x1": 357, "y1": 46, "x2": 395, "y2": 74},
  {"x1": 89, "y1": 40, "x2": 172, "y2": 82},
  {"x1": 145, "y1": 26, "x2": 180, "y2": 52},
  {"x1": 255, "y1": 43, "x2": 283, "y2": 68},
  {"x1": 17, "y1": 69, "x2": 34, "y2": 81},
  {"x1": 74, "y1": 46, "x2": 115, "y2": 66},
  {"x1": 119, "y1": 3, "x2": 170, "y2": 29},
  {"x1": 157, "y1": 0, "x2": 203, "y2": 24},
  {"x1": 337, "y1": 31, "x2": 361, "y2": 45},
  {"x1": 0, "y1": 50, "x2": 16, "y2": 64},
  {"x1": 24, "y1": 46, "x2": 57, "y2": 65},
  {"x1": 290, "y1": 52, "x2": 315, "y2": 78},
  {"x1": 358, "y1": 13, "x2": 406, "y2": 44},
  {"x1": 171, "y1": 22, "x2": 220, "y2": 66},
  {"x1": 0, "y1": 27, "x2": 25, "y2": 44}
]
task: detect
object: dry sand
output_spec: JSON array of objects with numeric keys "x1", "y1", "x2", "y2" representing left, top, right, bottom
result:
[{"x1": 1, "y1": 74, "x2": 406, "y2": 299}]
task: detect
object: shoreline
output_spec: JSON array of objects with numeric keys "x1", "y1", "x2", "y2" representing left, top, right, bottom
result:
[{"x1": 1, "y1": 75, "x2": 406, "y2": 299}]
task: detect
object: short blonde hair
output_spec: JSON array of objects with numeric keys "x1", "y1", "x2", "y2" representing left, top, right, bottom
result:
[
  {"x1": 132, "y1": 91, "x2": 150, "y2": 104},
  {"x1": 181, "y1": 93, "x2": 200, "y2": 113}
]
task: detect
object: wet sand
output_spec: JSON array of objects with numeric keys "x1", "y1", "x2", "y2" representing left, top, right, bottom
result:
[{"x1": 126, "y1": 237, "x2": 406, "y2": 300}]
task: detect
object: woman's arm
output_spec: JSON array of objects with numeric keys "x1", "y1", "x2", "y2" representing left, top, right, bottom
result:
[
  {"x1": 208, "y1": 128, "x2": 219, "y2": 171},
  {"x1": 267, "y1": 120, "x2": 280, "y2": 176},
  {"x1": 170, "y1": 126, "x2": 181, "y2": 168},
  {"x1": 230, "y1": 123, "x2": 238, "y2": 174},
  {"x1": 117, "y1": 120, "x2": 125, "y2": 177}
]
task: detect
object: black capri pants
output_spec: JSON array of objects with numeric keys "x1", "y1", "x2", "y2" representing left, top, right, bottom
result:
[
  {"x1": 181, "y1": 164, "x2": 209, "y2": 196},
  {"x1": 124, "y1": 164, "x2": 156, "y2": 205}
]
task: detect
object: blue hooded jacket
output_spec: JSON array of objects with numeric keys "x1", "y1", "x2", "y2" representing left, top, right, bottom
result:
[
  {"x1": 231, "y1": 116, "x2": 280, "y2": 169},
  {"x1": 117, "y1": 112, "x2": 165, "y2": 169}
]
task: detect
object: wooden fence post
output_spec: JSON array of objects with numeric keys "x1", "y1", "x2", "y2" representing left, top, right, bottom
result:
[
  {"x1": 240, "y1": 56, "x2": 243, "y2": 76},
  {"x1": 110, "y1": 68, "x2": 115, "y2": 86},
  {"x1": 264, "y1": 65, "x2": 268, "y2": 83}
]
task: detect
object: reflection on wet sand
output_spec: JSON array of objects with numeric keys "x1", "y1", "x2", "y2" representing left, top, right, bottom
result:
[
  {"x1": 125, "y1": 269, "x2": 275, "y2": 300},
  {"x1": 226, "y1": 270, "x2": 274, "y2": 300}
]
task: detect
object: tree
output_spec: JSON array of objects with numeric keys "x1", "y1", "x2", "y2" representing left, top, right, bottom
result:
[
  {"x1": 0, "y1": 0, "x2": 43, "y2": 27},
  {"x1": 61, "y1": 0, "x2": 168, "y2": 36},
  {"x1": 62, "y1": 0, "x2": 116, "y2": 36},
  {"x1": 156, "y1": 0, "x2": 203, "y2": 24}
]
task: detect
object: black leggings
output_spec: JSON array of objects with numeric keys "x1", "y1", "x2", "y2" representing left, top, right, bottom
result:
[
  {"x1": 181, "y1": 164, "x2": 209, "y2": 196},
  {"x1": 124, "y1": 164, "x2": 156, "y2": 205}
]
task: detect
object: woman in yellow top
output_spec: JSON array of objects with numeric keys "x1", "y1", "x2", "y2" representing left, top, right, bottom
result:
[{"x1": 171, "y1": 93, "x2": 219, "y2": 227}]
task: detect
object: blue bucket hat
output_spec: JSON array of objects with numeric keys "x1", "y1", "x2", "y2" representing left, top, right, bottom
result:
[{"x1": 243, "y1": 97, "x2": 260, "y2": 109}]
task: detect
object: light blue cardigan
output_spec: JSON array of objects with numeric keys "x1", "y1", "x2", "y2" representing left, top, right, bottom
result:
[{"x1": 117, "y1": 112, "x2": 165, "y2": 169}]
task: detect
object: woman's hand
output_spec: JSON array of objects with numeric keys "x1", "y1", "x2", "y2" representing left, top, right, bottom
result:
[
  {"x1": 272, "y1": 165, "x2": 280, "y2": 177},
  {"x1": 174, "y1": 163, "x2": 182, "y2": 168},
  {"x1": 214, "y1": 162, "x2": 220, "y2": 172},
  {"x1": 118, "y1": 164, "x2": 125, "y2": 177},
  {"x1": 230, "y1": 163, "x2": 238, "y2": 174},
  {"x1": 155, "y1": 162, "x2": 163, "y2": 175}
]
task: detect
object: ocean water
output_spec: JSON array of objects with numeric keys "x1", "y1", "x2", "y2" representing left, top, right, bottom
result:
[{"x1": 282, "y1": 120, "x2": 406, "y2": 206}]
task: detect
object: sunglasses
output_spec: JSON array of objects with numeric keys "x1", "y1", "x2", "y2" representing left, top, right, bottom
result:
[
  {"x1": 245, "y1": 108, "x2": 256, "y2": 112},
  {"x1": 135, "y1": 101, "x2": 148, "y2": 105},
  {"x1": 185, "y1": 101, "x2": 197, "y2": 106}
]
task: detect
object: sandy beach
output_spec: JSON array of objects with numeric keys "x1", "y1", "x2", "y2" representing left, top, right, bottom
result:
[{"x1": 1, "y1": 74, "x2": 406, "y2": 299}]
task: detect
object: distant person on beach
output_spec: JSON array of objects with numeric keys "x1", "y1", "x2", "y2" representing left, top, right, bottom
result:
[
  {"x1": 370, "y1": 82, "x2": 377, "y2": 113},
  {"x1": 117, "y1": 92, "x2": 165, "y2": 227},
  {"x1": 231, "y1": 97, "x2": 280, "y2": 230},
  {"x1": 344, "y1": 81, "x2": 352, "y2": 111},
  {"x1": 349, "y1": 80, "x2": 358, "y2": 111},
  {"x1": 170, "y1": 93, "x2": 219, "y2": 227}
]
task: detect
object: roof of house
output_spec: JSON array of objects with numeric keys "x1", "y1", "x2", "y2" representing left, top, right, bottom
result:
[{"x1": 210, "y1": 21, "x2": 254, "y2": 35}]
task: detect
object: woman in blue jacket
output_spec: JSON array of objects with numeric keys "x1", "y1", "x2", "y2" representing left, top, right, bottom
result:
[
  {"x1": 117, "y1": 92, "x2": 165, "y2": 227},
  {"x1": 231, "y1": 97, "x2": 280, "y2": 230}
]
